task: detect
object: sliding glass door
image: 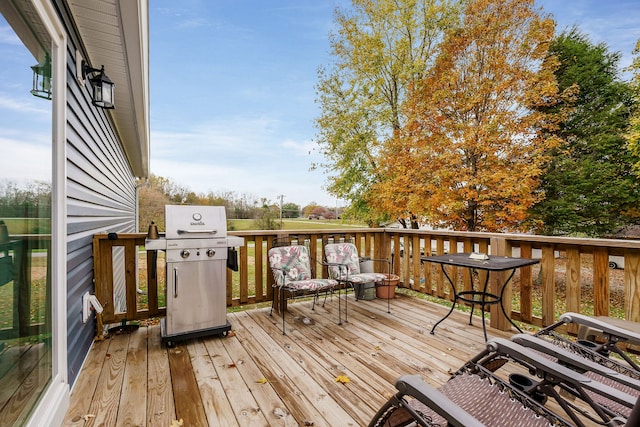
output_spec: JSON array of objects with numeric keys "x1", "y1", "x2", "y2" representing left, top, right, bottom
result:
[{"x1": 0, "y1": 6, "x2": 53, "y2": 425}]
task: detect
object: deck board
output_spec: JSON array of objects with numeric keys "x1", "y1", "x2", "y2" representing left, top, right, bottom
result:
[
  {"x1": 85, "y1": 333, "x2": 130, "y2": 426},
  {"x1": 186, "y1": 339, "x2": 240, "y2": 427},
  {"x1": 64, "y1": 293, "x2": 515, "y2": 426},
  {"x1": 201, "y1": 334, "x2": 271, "y2": 426},
  {"x1": 168, "y1": 342, "x2": 208, "y2": 425},
  {"x1": 62, "y1": 338, "x2": 110, "y2": 426},
  {"x1": 146, "y1": 324, "x2": 175, "y2": 426},
  {"x1": 117, "y1": 327, "x2": 148, "y2": 426}
]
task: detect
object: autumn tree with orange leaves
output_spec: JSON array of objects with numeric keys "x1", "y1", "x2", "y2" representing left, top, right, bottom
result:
[{"x1": 370, "y1": 0, "x2": 561, "y2": 232}]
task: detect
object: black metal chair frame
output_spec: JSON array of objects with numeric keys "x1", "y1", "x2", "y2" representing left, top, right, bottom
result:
[{"x1": 370, "y1": 338, "x2": 639, "y2": 427}]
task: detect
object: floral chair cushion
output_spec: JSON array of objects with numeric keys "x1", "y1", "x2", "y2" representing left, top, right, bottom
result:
[
  {"x1": 268, "y1": 245, "x2": 337, "y2": 292},
  {"x1": 324, "y1": 243, "x2": 387, "y2": 283}
]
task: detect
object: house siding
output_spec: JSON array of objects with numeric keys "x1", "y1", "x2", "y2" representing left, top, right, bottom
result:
[{"x1": 60, "y1": 8, "x2": 138, "y2": 384}]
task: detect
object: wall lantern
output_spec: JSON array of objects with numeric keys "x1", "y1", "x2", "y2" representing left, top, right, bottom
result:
[
  {"x1": 30, "y1": 53, "x2": 52, "y2": 100},
  {"x1": 82, "y1": 61, "x2": 115, "y2": 109}
]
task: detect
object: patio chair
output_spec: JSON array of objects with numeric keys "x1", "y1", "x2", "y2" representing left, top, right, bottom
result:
[
  {"x1": 268, "y1": 245, "x2": 337, "y2": 335},
  {"x1": 324, "y1": 242, "x2": 391, "y2": 323},
  {"x1": 369, "y1": 338, "x2": 639, "y2": 427},
  {"x1": 535, "y1": 312, "x2": 640, "y2": 376}
]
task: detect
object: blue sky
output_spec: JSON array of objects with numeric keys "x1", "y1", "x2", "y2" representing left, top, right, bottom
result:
[
  {"x1": 149, "y1": 0, "x2": 640, "y2": 207},
  {"x1": 149, "y1": 1, "x2": 347, "y2": 207},
  {"x1": 1, "y1": 1, "x2": 639, "y2": 207}
]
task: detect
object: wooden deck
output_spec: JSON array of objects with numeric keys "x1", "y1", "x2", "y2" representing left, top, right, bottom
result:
[{"x1": 62, "y1": 293, "x2": 514, "y2": 426}]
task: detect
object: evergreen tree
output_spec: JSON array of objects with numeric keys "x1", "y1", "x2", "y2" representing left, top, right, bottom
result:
[{"x1": 531, "y1": 29, "x2": 640, "y2": 236}]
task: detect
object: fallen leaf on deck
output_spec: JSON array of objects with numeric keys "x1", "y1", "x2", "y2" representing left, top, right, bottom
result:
[
  {"x1": 228, "y1": 330, "x2": 236, "y2": 337},
  {"x1": 83, "y1": 414, "x2": 96, "y2": 421},
  {"x1": 374, "y1": 345, "x2": 381, "y2": 351},
  {"x1": 170, "y1": 419, "x2": 184, "y2": 427},
  {"x1": 335, "y1": 375, "x2": 350, "y2": 384},
  {"x1": 228, "y1": 362, "x2": 237, "y2": 368},
  {"x1": 256, "y1": 377, "x2": 268, "y2": 384},
  {"x1": 303, "y1": 420, "x2": 315, "y2": 426}
]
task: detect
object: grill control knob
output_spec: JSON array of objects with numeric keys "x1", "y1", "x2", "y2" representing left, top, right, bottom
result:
[
  {"x1": 206, "y1": 249, "x2": 216, "y2": 257},
  {"x1": 180, "y1": 249, "x2": 190, "y2": 259}
]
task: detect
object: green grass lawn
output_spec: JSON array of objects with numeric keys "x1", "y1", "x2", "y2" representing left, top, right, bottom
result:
[{"x1": 228, "y1": 218, "x2": 366, "y2": 231}]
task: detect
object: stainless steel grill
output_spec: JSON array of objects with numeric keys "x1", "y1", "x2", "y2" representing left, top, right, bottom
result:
[{"x1": 146, "y1": 205, "x2": 243, "y2": 346}]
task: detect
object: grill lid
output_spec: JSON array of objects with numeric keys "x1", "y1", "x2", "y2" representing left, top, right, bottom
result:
[{"x1": 165, "y1": 205, "x2": 227, "y2": 239}]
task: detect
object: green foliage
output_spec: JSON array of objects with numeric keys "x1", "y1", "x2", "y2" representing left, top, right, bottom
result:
[
  {"x1": 282, "y1": 202, "x2": 300, "y2": 218},
  {"x1": 252, "y1": 205, "x2": 281, "y2": 230},
  {"x1": 0, "y1": 179, "x2": 51, "y2": 219},
  {"x1": 228, "y1": 218, "x2": 365, "y2": 231},
  {"x1": 626, "y1": 39, "x2": 640, "y2": 173},
  {"x1": 372, "y1": 0, "x2": 559, "y2": 232},
  {"x1": 314, "y1": 0, "x2": 463, "y2": 225},
  {"x1": 531, "y1": 29, "x2": 640, "y2": 237}
]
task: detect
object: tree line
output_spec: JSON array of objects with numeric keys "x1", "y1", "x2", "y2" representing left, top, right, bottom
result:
[
  {"x1": 137, "y1": 174, "x2": 339, "y2": 231},
  {"x1": 314, "y1": 0, "x2": 640, "y2": 237}
]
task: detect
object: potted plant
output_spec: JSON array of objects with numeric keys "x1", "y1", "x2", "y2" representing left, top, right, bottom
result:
[{"x1": 376, "y1": 273, "x2": 399, "y2": 299}]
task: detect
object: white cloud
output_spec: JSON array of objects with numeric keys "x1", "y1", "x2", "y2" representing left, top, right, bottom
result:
[
  {"x1": 281, "y1": 138, "x2": 316, "y2": 156},
  {"x1": 149, "y1": 115, "x2": 333, "y2": 205},
  {"x1": 177, "y1": 18, "x2": 210, "y2": 29},
  {"x1": 0, "y1": 26, "x2": 21, "y2": 45},
  {"x1": 0, "y1": 95, "x2": 51, "y2": 116},
  {"x1": 0, "y1": 136, "x2": 51, "y2": 182}
]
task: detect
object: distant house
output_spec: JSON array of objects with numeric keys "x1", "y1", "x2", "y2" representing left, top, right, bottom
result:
[{"x1": 0, "y1": 1, "x2": 149, "y2": 425}]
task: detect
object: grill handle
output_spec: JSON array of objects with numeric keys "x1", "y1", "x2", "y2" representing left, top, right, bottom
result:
[
  {"x1": 177, "y1": 229, "x2": 218, "y2": 235},
  {"x1": 173, "y1": 268, "x2": 178, "y2": 298}
]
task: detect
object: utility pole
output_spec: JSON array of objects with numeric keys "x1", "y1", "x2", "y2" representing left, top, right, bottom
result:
[{"x1": 278, "y1": 194, "x2": 285, "y2": 228}]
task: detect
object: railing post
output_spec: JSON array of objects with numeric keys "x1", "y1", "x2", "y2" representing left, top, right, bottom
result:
[
  {"x1": 147, "y1": 250, "x2": 159, "y2": 314},
  {"x1": 435, "y1": 238, "x2": 445, "y2": 298},
  {"x1": 541, "y1": 245, "x2": 556, "y2": 327},
  {"x1": 518, "y1": 243, "x2": 533, "y2": 324},
  {"x1": 254, "y1": 236, "x2": 264, "y2": 301},
  {"x1": 490, "y1": 236, "x2": 511, "y2": 331},
  {"x1": 124, "y1": 238, "x2": 139, "y2": 321},
  {"x1": 593, "y1": 248, "x2": 610, "y2": 317},
  {"x1": 565, "y1": 248, "x2": 581, "y2": 334},
  {"x1": 624, "y1": 250, "x2": 640, "y2": 322},
  {"x1": 239, "y1": 244, "x2": 248, "y2": 305}
]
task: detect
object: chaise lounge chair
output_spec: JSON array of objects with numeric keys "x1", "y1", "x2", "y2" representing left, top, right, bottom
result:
[
  {"x1": 369, "y1": 338, "x2": 639, "y2": 427},
  {"x1": 535, "y1": 312, "x2": 640, "y2": 376}
]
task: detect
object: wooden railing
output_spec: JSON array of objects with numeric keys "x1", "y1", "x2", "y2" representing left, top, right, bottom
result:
[
  {"x1": 93, "y1": 233, "x2": 166, "y2": 335},
  {"x1": 92, "y1": 229, "x2": 640, "y2": 334}
]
